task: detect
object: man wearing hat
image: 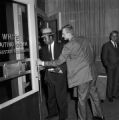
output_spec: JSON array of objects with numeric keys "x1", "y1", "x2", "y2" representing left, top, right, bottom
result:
[{"x1": 39, "y1": 27, "x2": 68, "y2": 120}]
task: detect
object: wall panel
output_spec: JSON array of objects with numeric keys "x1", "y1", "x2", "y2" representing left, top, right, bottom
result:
[{"x1": 45, "y1": 0, "x2": 119, "y2": 57}]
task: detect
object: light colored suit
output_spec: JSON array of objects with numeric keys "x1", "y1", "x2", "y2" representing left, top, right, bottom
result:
[
  {"x1": 44, "y1": 36, "x2": 103, "y2": 120},
  {"x1": 45, "y1": 36, "x2": 94, "y2": 87}
]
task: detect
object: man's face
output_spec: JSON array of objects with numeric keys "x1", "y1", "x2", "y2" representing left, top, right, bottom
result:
[
  {"x1": 111, "y1": 33, "x2": 119, "y2": 42},
  {"x1": 62, "y1": 29, "x2": 69, "y2": 40},
  {"x1": 43, "y1": 35, "x2": 53, "y2": 45}
]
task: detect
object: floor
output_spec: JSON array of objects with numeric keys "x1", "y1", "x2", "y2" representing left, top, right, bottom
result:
[{"x1": 40, "y1": 91, "x2": 119, "y2": 120}]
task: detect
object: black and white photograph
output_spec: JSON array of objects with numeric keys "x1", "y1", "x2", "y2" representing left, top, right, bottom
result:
[{"x1": 0, "y1": 0, "x2": 119, "y2": 120}]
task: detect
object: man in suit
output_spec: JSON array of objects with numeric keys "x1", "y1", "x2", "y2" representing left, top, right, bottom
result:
[
  {"x1": 39, "y1": 27, "x2": 68, "y2": 120},
  {"x1": 101, "y1": 30, "x2": 119, "y2": 102},
  {"x1": 38, "y1": 25, "x2": 104, "y2": 120}
]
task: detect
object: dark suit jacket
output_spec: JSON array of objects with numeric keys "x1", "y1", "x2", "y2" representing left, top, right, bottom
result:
[
  {"x1": 39, "y1": 41, "x2": 67, "y2": 83},
  {"x1": 101, "y1": 41, "x2": 119, "y2": 69}
]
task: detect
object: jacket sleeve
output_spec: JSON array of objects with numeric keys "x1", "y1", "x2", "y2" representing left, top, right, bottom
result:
[
  {"x1": 101, "y1": 44, "x2": 109, "y2": 67},
  {"x1": 44, "y1": 42, "x2": 72, "y2": 67}
]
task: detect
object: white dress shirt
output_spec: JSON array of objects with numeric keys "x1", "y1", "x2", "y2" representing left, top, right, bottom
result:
[
  {"x1": 48, "y1": 41, "x2": 54, "y2": 60},
  {"x1": 111, "y1": 40, "x2": 117, "y2": 48}
]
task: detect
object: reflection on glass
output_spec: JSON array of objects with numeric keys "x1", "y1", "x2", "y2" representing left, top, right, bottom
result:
[{"x1": 0, "y1": 1, "x2": 32, "y2": 104}]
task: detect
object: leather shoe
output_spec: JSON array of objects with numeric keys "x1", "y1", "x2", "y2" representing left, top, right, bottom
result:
[
  {"x1": 45, "y1": 113, "x2": 58, "y2": 120},
  {"x1": 59, "y1": 119, "x2": 66, "y2": 120},
  {"x1": 93, "y1": 116, "x2": 105, "y2": 120},
  {"x1": 59, "y1": 118, "x2": 67, "y2": 120},
  {"x1": 108, "y1": 97, "x2": 113, "y2": 102}
]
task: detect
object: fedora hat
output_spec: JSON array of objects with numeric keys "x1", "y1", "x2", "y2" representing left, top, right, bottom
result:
[{"x1": 41, "y1": 28, "x2": 54, "y2": 37}]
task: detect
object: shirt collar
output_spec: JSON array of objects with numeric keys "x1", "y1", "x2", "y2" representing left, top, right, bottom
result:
[
  {"x1": 48, "y1": 41, "x2": 54, "y2": 49},
  {"x1": 111, "y1": 40, "x2": 115, "y2": 46},
  {"x1": 50, "y1": 41, "x2": 54, "y2": 47}
]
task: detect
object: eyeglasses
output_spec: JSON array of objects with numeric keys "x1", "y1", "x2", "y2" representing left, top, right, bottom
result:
[{"x1": 42, "y1": 35, "x2": 53, "y2": 41}]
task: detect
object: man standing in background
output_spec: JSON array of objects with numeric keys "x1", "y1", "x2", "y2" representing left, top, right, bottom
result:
[{"x1": 101, "y1": 30, "x2": 119, "y2": 102}]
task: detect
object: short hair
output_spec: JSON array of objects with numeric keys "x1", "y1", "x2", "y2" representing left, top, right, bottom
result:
[
  {"x1": 109, "y1": 30, "x2": 119, "y2": 40},
  {"x1": 62, "y1": 24, "x2": 74, "y2": 34}
]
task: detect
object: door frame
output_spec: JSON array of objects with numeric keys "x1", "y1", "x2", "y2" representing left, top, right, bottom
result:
[{"x1": 0, "y1": 0, "x2": 39, "y2": 109}]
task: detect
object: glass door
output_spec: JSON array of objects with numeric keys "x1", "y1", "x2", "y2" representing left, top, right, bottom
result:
[{"x1": 0, "y1": 0, "x2": 40, "y2": 120}]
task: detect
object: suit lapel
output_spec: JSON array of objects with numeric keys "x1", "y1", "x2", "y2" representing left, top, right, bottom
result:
[
  {"x1": 54, "y1": 42, "x2": 60, "y2": 59},
  {"x1": 109, "y1": 41, "x2": 115, "y2": 48},
  {"x1": 44, "y1": 45, "x2": 52, "y2": 60}
]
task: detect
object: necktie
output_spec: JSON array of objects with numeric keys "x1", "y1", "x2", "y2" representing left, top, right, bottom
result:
[
  {"x1": 114, "y1": 42, "x2": 117, "y2": 48},
  {"x1": 48, "y1": 45, "x2": 51, "y2": 52},
  {"x1": 49, "y1": 45, "x2": 53, "y2": 59},
  {"x1": 49, "y1": 44, "x2": 54, "y2": 60}
]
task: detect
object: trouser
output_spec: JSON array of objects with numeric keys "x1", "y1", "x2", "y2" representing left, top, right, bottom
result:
[
  {"x1": 76, "y1": 81, "x2": 103, "y2": 120},
  {"x1": 113, "y1": 66, "x2": 119, "y2": 97},
  {"x1": 107, "y1": 67, "x2": 118, "y2": 98},
  {"x1": 47, "y1": 73, "x2": 68, "y2": 120}
]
